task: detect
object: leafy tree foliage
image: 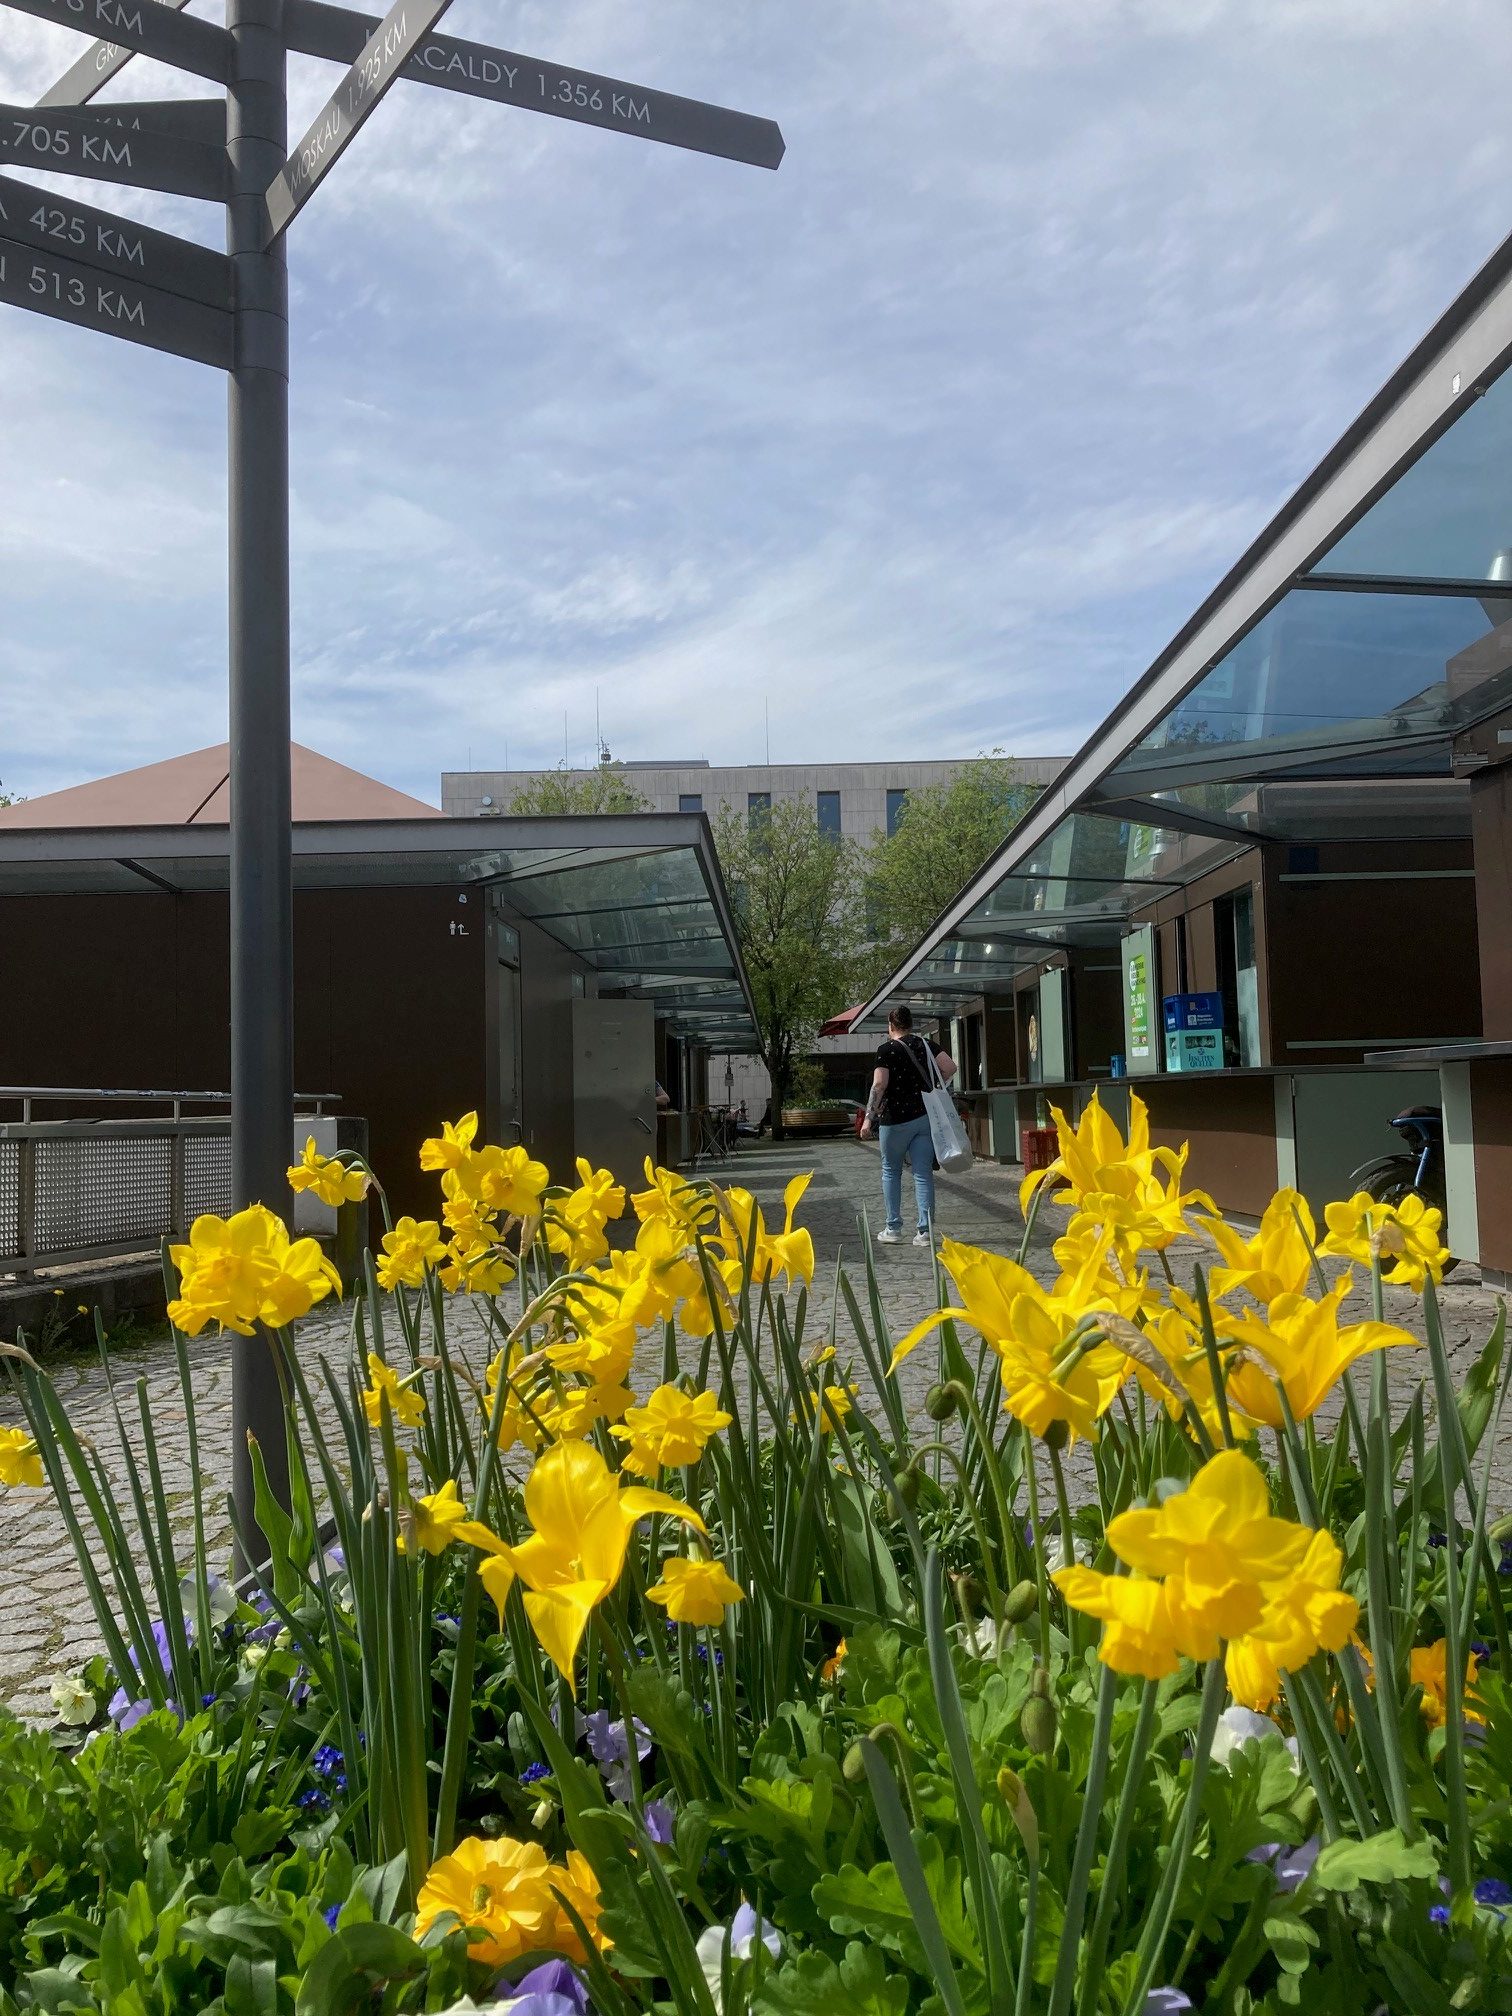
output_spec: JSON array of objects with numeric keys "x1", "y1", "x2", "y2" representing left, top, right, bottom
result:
[
  {"x1": 714, "y1": 799, "x2": 865, "y2": 1136},
  {"x1": 508, "y1": 764, "x2": 652, "y2": 815},
  {"x1": 861, "y1": 754, "x2": 1040, "y2": 982}
]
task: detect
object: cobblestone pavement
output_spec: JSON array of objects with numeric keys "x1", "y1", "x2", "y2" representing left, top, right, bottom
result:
[{"x1": 2, "y1": 1136, "x2": 1507, "y2": 1719}]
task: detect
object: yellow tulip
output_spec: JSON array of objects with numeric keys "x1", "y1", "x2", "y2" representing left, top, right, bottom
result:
[
  {"x1": 1217, "y1": 1280, "x2": 1416, "y2": 1428},
  {"x1": 0, "y1": 1426, "x2": 43, "y2": 1490},
  {"x1": 168, "y1": 1205, "x2": 340, "y2": 1337},
  {"x1": 375, "y1": 1216, "x2": 448, "y2": 1291},
  {"x1": 715, "y1": 1174, "x2": 815, "y2": 1285},
  {"x1": 611, "y1": 1384, "x2": 733, "y2": 1474},
  {"x1": 890, "y1": 1237, "x2": 1126, "y2": 1443},
  {"x1": 1021, "y1": 1092, "x2": 1213, "y2": 1261},
  {"x1": 644, "y1": 1554, "x2": 746, "y2": 1625},
  {"x1": 286, "y1": 1136, "x2": 371, "y2": 1208},
  {"x1": 1321, "y1": 1191, "x2": 1449, "y2": 1291},
  {"x1": 491, "y1": 1439, "x2": 705, "y2": 1673},
  {"x1": 1202, "y1": 1188, "x2": 1318, "y2": 1307},
  {"x1": 361, "y1": 1353, "x2": 426, "y2": 1430}
]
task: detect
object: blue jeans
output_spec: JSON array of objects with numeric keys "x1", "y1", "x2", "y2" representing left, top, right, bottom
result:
[{"x1": 879, "y1": 1112, "x2": 935, "y2": 1234}]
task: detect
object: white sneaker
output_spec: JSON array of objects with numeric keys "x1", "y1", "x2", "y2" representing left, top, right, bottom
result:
[
  {"x1": 912, "y1": 1230, "x2": 931, "y2": 1247},
  {"x1": 876, "y1": 1227, "x2": 902, "y2": 1244}
]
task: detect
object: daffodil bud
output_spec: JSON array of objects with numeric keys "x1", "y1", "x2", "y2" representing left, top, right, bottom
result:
[
  {"x1": 842, "y1": 1740, "x2": 868, "y2": 1784},
  {"x1": 896, "y1": 1462, "x2": 922, "y2": 1509},
  {"x1": 953, "y1": 1570, "x2": 986, "y2": 1616},
  {"x1": 925, "y1": 1382, "x2": 958, "y2": 1421},
  {"x1": 1029, "y1": 1663, "x2": 1052, "y2": 1699},
  {"x1": 531, "y1": 1798, "x2": 553, "y2": 1830},
  {"x1": 1021, "y1": 1692, "x2": 1058, "y2": 1755},
  {"x1": 1002, "y1": 1579, "x2": 1038, "y2": 1625}
]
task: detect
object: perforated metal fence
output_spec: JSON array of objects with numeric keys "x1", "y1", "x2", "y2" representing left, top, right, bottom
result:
[{"x1": 0, "y1": 1120, "x2": 230, "y2": 1275}]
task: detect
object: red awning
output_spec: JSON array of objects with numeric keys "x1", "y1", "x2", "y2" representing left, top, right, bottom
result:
[{"x1": 819, "y1": 1003, "x2": 866, "y2": 1037}]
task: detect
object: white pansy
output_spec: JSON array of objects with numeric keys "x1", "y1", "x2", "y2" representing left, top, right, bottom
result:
[
  {"x1": 1211, "y1": 1705, "x2": 1299, "y2": 1769},
  {"x1": 50, "y1": 1673, "x2": 96, "y2": 1727}
]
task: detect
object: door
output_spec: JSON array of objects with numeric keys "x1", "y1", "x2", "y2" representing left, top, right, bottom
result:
[
  {"x1": 490, "y1": 910, "x2": 523, "y2": 1145},
  {"x1": 571, "y1": 998, "x2": 656, "y2": 1186}
]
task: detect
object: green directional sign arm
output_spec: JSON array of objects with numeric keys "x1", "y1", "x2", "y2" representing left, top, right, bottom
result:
[
  {"x1": 283, "y1": 0, "x2": 785, "y2": 170},
  {"x1": 34, "y1": 0, "x2": 194, "y2": 108},
  {"x1": 1, "y1": 0, "x2": 229, "y2": 87},
  {"x1": 263, "y1": 0, "x2": 456, "y2": 243}
]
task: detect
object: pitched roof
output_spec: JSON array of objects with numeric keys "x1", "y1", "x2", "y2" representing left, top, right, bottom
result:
[{"x1": 0, "y1": 744, "x2": 442, "y2": 828}]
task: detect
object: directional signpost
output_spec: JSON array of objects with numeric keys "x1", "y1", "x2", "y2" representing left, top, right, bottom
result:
[{"x1": 2, "y1": 0, "x2": 783, "y2": 1537}]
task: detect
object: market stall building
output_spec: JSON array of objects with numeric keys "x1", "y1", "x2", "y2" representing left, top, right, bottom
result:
[{"x1": 851, "y1": 229, "x2": 1512, "y2": 1284}]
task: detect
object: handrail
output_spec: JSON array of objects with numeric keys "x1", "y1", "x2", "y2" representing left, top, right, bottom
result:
[{"x1": 0, "y1": 1086, "x2": 339, "y2": 1120}]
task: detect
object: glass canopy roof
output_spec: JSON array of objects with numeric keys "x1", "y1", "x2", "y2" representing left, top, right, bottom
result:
[
  {"x1": 0, "y1": 817, "x2": 761, "y2": 1048},
  {"x1": 856, "y1": 234, "x2": 1512, "y2": 1025}
]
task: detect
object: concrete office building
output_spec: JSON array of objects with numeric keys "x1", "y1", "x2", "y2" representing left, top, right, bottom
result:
[{"x1": 443, "y1": 756, "x2": 1067, "y2": 842}]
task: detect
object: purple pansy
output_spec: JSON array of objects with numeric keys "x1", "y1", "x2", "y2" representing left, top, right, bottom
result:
[{"x1": 494, "y1": 1958, "x2": 589, "y2": 2014}]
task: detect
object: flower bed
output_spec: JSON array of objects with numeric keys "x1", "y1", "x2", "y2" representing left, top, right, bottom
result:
[{"x1": 1, "y1": 1096, "x2": 1510, "y2": 2013}]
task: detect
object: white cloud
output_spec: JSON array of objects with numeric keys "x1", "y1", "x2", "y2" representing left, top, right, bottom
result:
[{"x1": 2, "y1": 1, "x2": 1512, "y2": 795}]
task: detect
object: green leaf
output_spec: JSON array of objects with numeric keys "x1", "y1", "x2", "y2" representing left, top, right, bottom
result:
[
  {"x1": 815, "y1": 1831, "x2": 979, "y2": 1977},
  {"x1": 247, "y1": 1433, "x2": 301, "y2": 1608},
  {"x1": 1262, "y1": 1910, "x2": 1320, "y2": 1976},
  {"x1": 1311, "y1": 1827, "x2": 1439, "y2": 1892},
  {"x1": 758, "y1": 1940, "x2": 911, "y2": 2015}
]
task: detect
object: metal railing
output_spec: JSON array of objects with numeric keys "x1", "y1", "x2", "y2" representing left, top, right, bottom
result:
[
  {"x1": 0, "y1": 1089, "x2": 342, "y2": 1279},
  {"x1": 0, "y1": 1085, "x2": 339, "y2": 1121}
]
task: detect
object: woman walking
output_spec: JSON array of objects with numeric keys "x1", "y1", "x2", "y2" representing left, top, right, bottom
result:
[{"x1": 858, "y1": 1005, "x2": 957, "y2": 1245}]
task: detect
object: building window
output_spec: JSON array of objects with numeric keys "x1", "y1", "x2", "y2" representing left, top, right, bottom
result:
[
  {"x1": 679, "y1": 793, "x2": 703, "y2": 813},
  {"x1": 747, "y1": 791, "x2": 771, "y2": 825},
  {"x1": 817, "y1": 790, "x2": 841, "y2": 838},
  {"x1": 885, "y1": 787, "x2": 908, "y2": 836}
]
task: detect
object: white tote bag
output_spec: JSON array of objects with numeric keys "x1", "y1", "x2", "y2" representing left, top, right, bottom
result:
[{"x1": 901, "y1": 1036, "x2": 974, "y2": 1175}]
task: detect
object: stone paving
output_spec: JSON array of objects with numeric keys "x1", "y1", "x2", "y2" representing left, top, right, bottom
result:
[{"x1": 1, "y1": 1135, "x2": 1507, "y2": 1721}]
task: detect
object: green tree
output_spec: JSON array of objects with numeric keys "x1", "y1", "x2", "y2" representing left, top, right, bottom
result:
[
  {"x1": 713, "y1": 799, "x2": 864, "y2": 1138},
  {"x1": 0, "y1": 779, "x2": 21, "y2": 809},
  {"x1": 508, "y1": 763, "x2": 652, "y2": 815},
  {"x1": 862, "y1": 752, "x2": 1041, "y2": 980}
]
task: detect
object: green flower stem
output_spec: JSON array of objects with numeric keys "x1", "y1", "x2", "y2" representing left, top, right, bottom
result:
[
  {"x1": 1046, "y1": 1658, "x2": 1119, "y2": 2016},
  {"x1": 1022, "y1": 1425, "x2": 1052, "y2": 1667},
  {"x1": 1078, "y1": 1677, "x2": 1159, "y2": 2014},
  {"x1": 1191, "y1": 1266, "x2": 1236, "y2": 1450},
  {"x1": 1288, "y1": 1663, "x2": 1366, "y2": 1837},
  {"x1": 1423, "y1": 1282, "x2": 1472, "y2": 1893},
  {"x1": 948, "y1": 1377, "x2": 1020, "y2": 1617},
  {"x1": 912, "y1": 1439, "x2": 1004, "y2": 1623},
  {"x1": 1046, "y1": 1439, "x2": 1083, "y2": 1657},
  {"x1": 1118, "y1": 1654, "x2": 1227, "y2": 2016}
]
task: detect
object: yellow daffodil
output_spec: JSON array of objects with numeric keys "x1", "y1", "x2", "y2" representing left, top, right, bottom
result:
[
  {"x1": 792, "y1": 1381, "x2": 857, "y2": 1434},
  {"x1": 440, "y1": 1171, "x2": 498, "y2": 1246},
  {"x1": 361, "y1": 1353, "x2": 427, "y2": 1430},
  {"x1": 611, "y1": 1384, "x2": 733, "y2": 1474},
  {"x1": 1321, "y1": 1191, "x2": 1449, "y2": 1291},
  {"x1": 462, "y1": 1143, "x2": 551, "y2": 1220},
  {"x1": 716, "y1": 1175, "x2": 816, "y2": 1285},
  {"x1": 414, "y1": 1836, "x2": 559, "y2": 1965},
  {"x1": 1106, "y1": 1449, "x2": 1309, "y2": 1647},
  {"x1": 0, "y1": 1427, "x2": 43, "y2": 1490},
  {"x1": 1051, "y1": 1568, "x2": 1195, "y2": 1680},
  {"x1": 1238, "y1": 1527, "x2": 1358, "y2": 1674},
  {"x1": 1202, "y1": 1188, "x2": 1319, "y2": 1308},
  {"x1": 1120, "y1": 1305, "x2": 1248, "y2": 1445},
  {"x1": 549, "y1": 1851, "x2": 609, "y2": 1961},
  {"x1": 632, "y1": 1159, "x2": 716, "y2": 1234},
  {"x1": 168, "y1": 1206, "x2": 340, "y2": 1337},
  {"x1": 439, "y1": 1236, "x2": 516, "y2": 1298},
  {"x1": 1217, "y1": 1279, "x2": 1416, "y2": 1428},
  {"x1": 286, "y1": 1136, "x2": 371, "y2": 1208},
  {"x1": 400, "y1": 1479, "x2": 508, "y2": 1558},
  {"x1": 1410, "y1": 1638, "x2": 1485, "y2": 1728},
  {"x1": 484, "y1": 1346, "x2": 549, "y2": 1455},
  {"x1": 546, "y1": 1158, "x2": 627, "y2": 1267},
  {"x1": 488, "y1": 1438, "x2": 705, "y2": 1673},
  {"x1": 375, "y1": 1216, "x2": 448, "y2": 1291},
  {"x1": 891, "y1": 1236, "x2": 1127, "y2": 1443},
  {"x1": 536, "y1": 1379, "x2": 637, "y2": 1444},
  {"x1": 644, "y1": 1554, "x2": 746, "y2": 1625},
  {"x1": 631, "y1": 1217, "x2": 705, "y2": 1319},
  {"x1": 419, "y1": 1111, "x2": 480, "y2": 1175}
]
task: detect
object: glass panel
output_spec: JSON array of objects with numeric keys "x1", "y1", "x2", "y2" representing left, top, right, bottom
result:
[
  {"x1": 817, "y1": 790, "x2": 842, "y2": 838},
  {"x1": 679, "y1": 793, "x2": 703, "y2": 813},
  {"x1": 1112, "y1": 587, "x2": 1512, "y2": 786},
  {"x1": 1310, "y1": 371, "x2": 1512, "y2": 582},
  {"x1": 885, "y1": 788, "x2": 908, "y2": 836},
  {"x1": 747, "y1": 792, "x2": 771, "y2": 824}
]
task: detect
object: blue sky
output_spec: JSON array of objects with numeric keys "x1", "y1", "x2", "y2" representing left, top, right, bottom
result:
[{"x1": 3, "y1": 0, "x2": 1511, "y2": 806}]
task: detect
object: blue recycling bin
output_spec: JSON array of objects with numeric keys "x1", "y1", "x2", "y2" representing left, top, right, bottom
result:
[{"x1": 1162, "y1": 992, "x2": 1224, "y2": 1034}]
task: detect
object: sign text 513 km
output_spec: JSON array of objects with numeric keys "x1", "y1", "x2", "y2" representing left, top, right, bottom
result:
[{"x1": 0, "y1": 235, "x2": 232, "y2": 367}]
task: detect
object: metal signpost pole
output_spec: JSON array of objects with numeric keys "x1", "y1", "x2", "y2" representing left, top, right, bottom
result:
[{"x1": 227, "y1": 0, "x2": 293, "y2": 1519}]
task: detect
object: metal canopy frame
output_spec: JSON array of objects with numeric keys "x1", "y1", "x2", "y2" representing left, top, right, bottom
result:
[{"x1": 852, "y1": 214, "x2": 1512, "y2": 1028}]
